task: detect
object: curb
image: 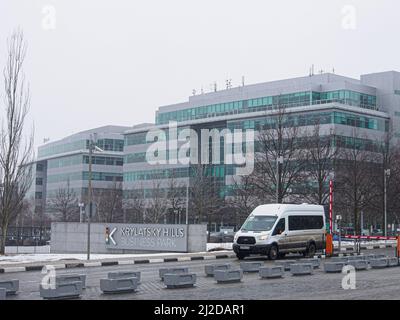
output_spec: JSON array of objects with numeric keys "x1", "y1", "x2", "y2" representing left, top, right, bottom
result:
[{"x1": 0, "y1": 252, "x2": 237, "y2": 274}]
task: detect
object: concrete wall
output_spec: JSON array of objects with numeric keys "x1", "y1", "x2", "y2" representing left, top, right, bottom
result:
[{"x1": 50, "y1": 222, "x2": 207, "y2": 254}]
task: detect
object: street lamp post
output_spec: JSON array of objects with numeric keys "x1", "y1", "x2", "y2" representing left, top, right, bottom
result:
[
  {"x1": 86, "y1": 133, "x2": 104, "y2": 261},
  {"x1": 78, "y1": 202, "x2": 85, "y2": 223},
  {"x1": 384, "y1": 168, "x2": 391, "y2": 237},
  {"x1": 87, "y1": 136, "x2": 93, "y2": 260},
  {"x1": 276, "y1": 156, "x2": 284, "y2": 204}
]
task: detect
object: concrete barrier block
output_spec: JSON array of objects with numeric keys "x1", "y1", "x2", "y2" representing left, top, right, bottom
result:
[
  {"x1": 40, "y1": 281, "x2": 83, "y2": 300},
  {"x1": 164, "y1": 273, "x2": 196, "y2": 289},
  {"x1": 274, "y1": 260, "x2": 297, "y2": 271},
  {"x1": 240, "y1": 261, "x2": 263, "y2": 273},
  {"x1": 56, "y1": 274, "x2": 86, "y2": 289},
  {"x1": 388, "y1": 257, "x2": 399, "y2": 267},
  {"x1": 290, "y1": 263, "x2": 313, "y2": 276},
  {"x1": 347, "y1": 255, "x2": 365, "y2": 261},
  {"x1": 214, "y1": 269, "x2": 243, "y2": 283},
  {"x1": 259, "y1": 266, "x2": 284, "y2": 279},
  {"x1": 364, "y1": 254, "x2": 376, "y2": 261},
  {"x1": 0, "y1": 288, "x2": 6, "y2": 300},
  {"x1": 100, "y1": 277, "x2": 139, "y2": 294},
  {"x1": 301, "y1": 258, "x2": 320, "y2": 269},
  {"x1": 324, "y1": 262, "x2": 345, "y2": 273},
  {"x1": 347, "y1": 260, "x2": 368, "y2": 270},
  {"x1": 0, "y1": 280, "x2": 19, "y2": 295},
  {"x1": 159, "y1": 267, "x2": 189, "y2": 280},
  {"x1": 330, "y1": 257, "x2": 348, "y2": 264},
  {"x1": 370, "y1": 258, "x2": 389, "y2": 269},
  {"x1": 204, "y1": 264, "x2": 231, "y2": 277},
  {"x1": 108, "y1": 271, "x2": 141, "y2": 283}
]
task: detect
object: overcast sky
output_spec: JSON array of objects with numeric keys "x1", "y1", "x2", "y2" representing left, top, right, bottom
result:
[{"x1": 1, "y1": 0, "x2": 400, "y2": 149}]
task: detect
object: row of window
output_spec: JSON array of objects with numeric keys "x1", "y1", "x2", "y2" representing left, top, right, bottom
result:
[
  {"x1": 96, "y1": 139, "x2": 124, "y2": 152},
  {"x1": 127, "y1": 111, "x2": 387, "y2": 151},
  {"x1": 124, "y1": 165, "x2": 227, "y2": 182},
  {"x1": 47, "y1": 171, "x2": 123, "y2": 183},
  {"x1": 156, "y1": 90, "x2": 378, "y2": 124},
  {"x1": 48, "y1": 155, "x2": 123, "y2": 168},
  {"x1": 227, "y1": 111, "x2": 387, "y2": 132},
  {"x1": 83, "y1": 155, "x2": 123, "y2": 166},
  {"x1": 123, "y1": 187, "x2": 187, "y2": 199},
  {"x1": 38, "y1": 139, "x2": 124, "y2": 159},
  {"x1": 38, "y1": 140, "x2": 87, "y2": 158}
]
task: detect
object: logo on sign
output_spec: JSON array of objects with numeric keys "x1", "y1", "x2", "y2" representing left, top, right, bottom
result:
[{"x1": 105, "y1": 227, "x2": 117, "y2": 246}]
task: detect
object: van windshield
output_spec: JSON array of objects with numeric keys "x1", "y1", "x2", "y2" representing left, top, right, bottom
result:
[{"x1": 241, "y1": 215, "x2": 278, "y2": 232}]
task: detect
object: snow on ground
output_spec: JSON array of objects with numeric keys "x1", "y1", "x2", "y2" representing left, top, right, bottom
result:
[
  {"x1": 0, "y1": 240, "x2": 396, "y2": 266},
  {"x1": 0, "y1": 243, "x2": 231, "y2": 265},
  {"x1": 0, "y1": 251, "x2": 189, "y2": 265}
]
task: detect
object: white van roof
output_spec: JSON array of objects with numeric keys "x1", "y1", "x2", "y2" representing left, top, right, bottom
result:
[{"x1": 251, "y1": 203, "x2": 324, "y2": 216}]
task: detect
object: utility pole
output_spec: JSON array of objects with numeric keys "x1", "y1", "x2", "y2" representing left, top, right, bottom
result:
[
  {"x1": 276, "y1": 156, "x2": 284, "y2": 203},
  {"x1": 87, "y1": 135, "x2": 93, "y2": 261},
  {"x1": 185, "y1": 182, "x2": 189, "y2": 225},
  {"x1": 86, "y1": 133, "x2": 104, "y2": 260},
  {"x1": 384, "y1": 169, "x2": 391, "y2": 237}
]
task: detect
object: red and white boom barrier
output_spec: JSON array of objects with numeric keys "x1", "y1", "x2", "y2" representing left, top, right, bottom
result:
[{"x1": 343, "y1": 235, "x2": 397, "y2": 241}]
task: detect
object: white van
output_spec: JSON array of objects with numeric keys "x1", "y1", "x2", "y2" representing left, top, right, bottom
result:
[{"x1": 233, "y1": 204, "x2": 326, "y2": 260}]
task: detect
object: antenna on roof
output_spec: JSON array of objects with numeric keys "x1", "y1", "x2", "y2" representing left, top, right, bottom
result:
[
  {"x1": 332, "y1": 68, "x2": 335, "y2": 74},
  {"x1": 214, "y1": 82, "x2": 217, "y2": 92},
  {"x1": 226, "y1": 79, "x2": 232, "y2": 90},
  {"x1": 192, "y1": 89, "x2": 196, "y2": 96},
  {"x1": 242, "y1": 76, "x2": 245, "y2": 87},
  {"x1": 309, "y1": 64, "x2": 315, "y2": 77},
  {"x1": 43, "y1": 137, "x2": 50, "y2": 144}
]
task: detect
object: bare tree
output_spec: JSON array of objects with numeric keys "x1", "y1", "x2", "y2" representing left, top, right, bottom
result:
[
  {"x1": 0, "y1": 30, "x2": 34, "y2": 254},
  {"x1": 189, "y1": 164, "x2": 225, "y2": 241},
  {"x1": 166, "y1": 174, "x2": 185, "y2": 224},
  {"x1": 335, "y1": 131, "x2": 381, "y2": 234},
  {"x1": 249, "y1": 104, "x2": 308, "y2": 203},
  {"x1": 228, "y1": 175, "x2": 260, "y2": 229},
  {"x1": 301, "y1": 123, "x2": 338, "y2": 205},
  {"x1": 122, "y1": 184, "x2": 146, "y2": 223},
  {"x1": 48, "y1": 180, "x2": 79, "y2": 222},
  {"x1": 144, "y1": 179, "x2": 168, "y2": 223},
  {"x1": 94, "y1": 181, "x2": 123, "y2": 223},
  {"x1": 367, "y1": 129, "x2": 400, "y2": 231}
]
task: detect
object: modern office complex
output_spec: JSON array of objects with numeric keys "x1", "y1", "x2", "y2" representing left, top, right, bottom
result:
[
  {"x1": 123, "y1": 71, "x2": 400, "y2": 222},
  {"x1": 32, "y1": 71, "x2": 400, "y2": 225},
  {"x1": 29, "y1": 125, "x2": 129, "y2": 218}
]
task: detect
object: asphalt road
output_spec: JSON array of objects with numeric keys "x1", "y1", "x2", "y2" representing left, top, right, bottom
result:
[{"x1": 1, "y1": 248, "x2": 399, "y2": 300}]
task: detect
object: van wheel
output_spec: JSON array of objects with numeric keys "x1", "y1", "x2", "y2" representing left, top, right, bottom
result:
[
  {"x1": 305, "y1": 242, "x2": 316, "y2": 258},
  {"x1": 236, "y1": 253, "x2": 247, "y2": 260},
  {"x1": 268, "y1": 245, "x2": 278, "y2": 260}
]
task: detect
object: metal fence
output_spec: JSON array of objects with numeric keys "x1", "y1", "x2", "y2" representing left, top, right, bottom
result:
[{"x1": 0, "y1": 226, "x2": 51, "y2": 246}]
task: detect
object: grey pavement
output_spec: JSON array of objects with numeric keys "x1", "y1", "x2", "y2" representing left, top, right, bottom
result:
[{"x1": 1, "y1": 248, "x2": 399, "y2": 300}]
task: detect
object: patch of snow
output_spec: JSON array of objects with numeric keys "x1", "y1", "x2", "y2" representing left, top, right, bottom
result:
[{"x1": 0, "y1": 243, "x2": 233, "y2": 266}]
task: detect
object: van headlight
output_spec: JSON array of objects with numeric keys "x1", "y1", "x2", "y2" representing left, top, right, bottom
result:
[
  {"x1": 258, "y1": 235, "x2": 269, "y2": 241},
  {"x1": 234, "y1": 233, "x2": 239, "y2": 242}
]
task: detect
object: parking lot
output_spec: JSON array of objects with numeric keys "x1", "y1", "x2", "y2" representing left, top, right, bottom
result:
[{"x1": 1, "y1": 248, "x2": 400, "y2": 300}]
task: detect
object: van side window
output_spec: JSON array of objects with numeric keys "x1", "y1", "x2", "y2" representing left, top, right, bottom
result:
[
  {"x1": 272, "y1": 218, "x2": 285, "y2": 236},
  {"x1": 289, "y1": 216, "x2": 323, "y2": 231}
]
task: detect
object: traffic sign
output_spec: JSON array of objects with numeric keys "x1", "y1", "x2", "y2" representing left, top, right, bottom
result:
[{"x1": 85, "y1": 202, "x2": 97, "y2": 218}]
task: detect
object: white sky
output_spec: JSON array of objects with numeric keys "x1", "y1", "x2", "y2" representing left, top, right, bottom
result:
[{"x1": 0, "y1": 0, "x2": 399, "y2": 150}]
